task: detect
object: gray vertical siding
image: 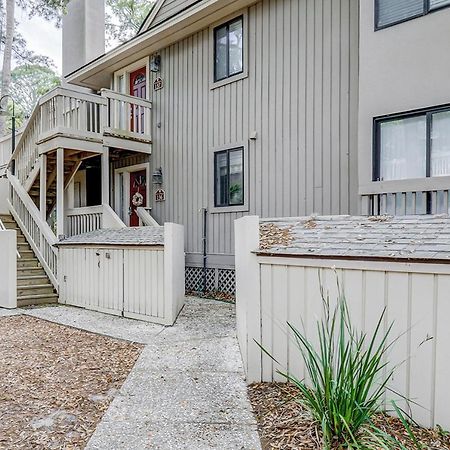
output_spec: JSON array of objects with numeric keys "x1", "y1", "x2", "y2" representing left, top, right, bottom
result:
[
  {"x1": 148, "y1": 0, "x2": 359, "y2": 265},
  {"x1": 151, "y1": 0, "x2": 201, "y2": 29}
]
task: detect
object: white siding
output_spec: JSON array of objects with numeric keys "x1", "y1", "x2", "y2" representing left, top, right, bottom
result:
[
  {"x1": 147, "y1": 0, "x2": 359, "y2": 264},
  {"x1": 151, "y1": 0, "x2": 200, "y2": 29},
  {"x1": 235, "y1": 217, "x2": 450, "y2": 429}
]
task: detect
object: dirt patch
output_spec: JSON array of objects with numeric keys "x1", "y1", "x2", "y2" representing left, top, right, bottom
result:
[
  {"x1": 248, "y1": 383, "x2": 450, "y2": 450},
  {"x1": 0, "y1": 315, "x2": 142, "y2": 449}
]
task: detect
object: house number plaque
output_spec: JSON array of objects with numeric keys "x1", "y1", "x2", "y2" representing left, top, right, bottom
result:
[
  {"x1": 155, "y1": 189, "x2": 166, "y2": 202},
  {"x1": 153, "y1": 77, "x2": 164, "y2": 91}
]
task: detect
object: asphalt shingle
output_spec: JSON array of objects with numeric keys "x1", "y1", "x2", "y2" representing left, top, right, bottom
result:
[
  {"x1": 259, "y1": 215, "x2": 450, "y2": 261},
  {"x1": 56, "y1": 227, "x2": 165, "y2": 246}
]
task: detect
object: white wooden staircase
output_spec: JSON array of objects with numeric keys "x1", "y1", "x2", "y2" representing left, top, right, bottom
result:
[
  {"x1": 0, "y1": 214, "x2": 58, "y2": 306},
  {"x1": 3, "y1": 86, "x2": 153, "y2": 306}
]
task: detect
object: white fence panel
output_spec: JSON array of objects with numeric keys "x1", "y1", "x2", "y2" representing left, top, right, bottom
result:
[
  {"x1": 235, "y1": 216, "x2": 450, "y2": 430},
  {"x1": 58, "y1": 223, "x2": 184, "y2": 326}
]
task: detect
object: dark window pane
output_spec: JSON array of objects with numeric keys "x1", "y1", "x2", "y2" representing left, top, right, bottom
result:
[
  {"x1": 430, "y1": 0, "x2": 450, "y2": 9},
  {"x1": 228, "y1": 18, "x2": 243, "y2": 76},
  {"x1": 431, "y1": 111, "x2": 450, "y2": 176},
  {"x1": 379, "y1": 116, "x2": 426, "y2": 181},
  {"x1": 214, "y1": 25, "x2": 228, "y2": 81},
  {"x1": 376, "y1": 0, "x2": 424, "y2": 28},
  {"x1": 229, "y1": 149, "x2": 243, "y2": 205},
  {"x1": 215, "y1": 152, "x2": 228, "y2": 207}
]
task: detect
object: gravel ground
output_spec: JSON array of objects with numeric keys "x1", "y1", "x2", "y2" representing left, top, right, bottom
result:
[
  {"x1": 0, "y1": 315, "x2": 142, "y2": 450},
  {"x1": 248, "y1": 383, "x2": 450, "y2": 450}
]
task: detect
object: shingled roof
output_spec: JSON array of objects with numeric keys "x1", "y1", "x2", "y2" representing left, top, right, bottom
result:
[
  {"x1": 56, "y1": 227, "x2": 165, "y2": 246},
  {"x1": 258, "y1": 215, "x2": 450, "y2": 262}
]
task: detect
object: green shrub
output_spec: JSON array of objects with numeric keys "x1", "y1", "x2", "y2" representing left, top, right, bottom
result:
[{"x1": 260, "y1": 274, "x2": 411, "y2": 449}]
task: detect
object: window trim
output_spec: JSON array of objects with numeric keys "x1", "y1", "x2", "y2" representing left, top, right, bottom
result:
[
  {"x1": 373, "y1": 103, "x2": 450, "y2": 181},
  {"x1": 374, "y1": 0, "x2": 450, "y2": 31},
  {"x1": 213, "y1": 16, "x2": 244, "y2": 83},
  {"x1": 209, "y1": 11, "x2": 248, "y2": 90},
  {"x1": 209, "y1": 143, "x2": 249, "y2": 213}
]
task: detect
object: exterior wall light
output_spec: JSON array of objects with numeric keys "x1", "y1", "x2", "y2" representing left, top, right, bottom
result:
[
  {"x1": 150, "y1": 55, "x2": 161, "y2": 73},
  {"x1": 152, "y1": 167, "x2": 163, "y2": 185}
]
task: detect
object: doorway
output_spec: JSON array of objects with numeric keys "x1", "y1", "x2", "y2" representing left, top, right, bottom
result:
[
  {"x1": 114, "y1": 163, "x2": 150, "y2": 227},
  {"x1": 129, "y1": 67, "x2": 147, "y2": 133},
  {"x1": 129, "y1": 169, "x2": 147, "y2": 227}
]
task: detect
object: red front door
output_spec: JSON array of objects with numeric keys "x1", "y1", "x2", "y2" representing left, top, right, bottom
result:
[
  {"x1": 129, "y1": 67, "x2": 147, "y2": 133},
  {"x1": 129, "y1": 170, "x2": 147, "y2": 227}
]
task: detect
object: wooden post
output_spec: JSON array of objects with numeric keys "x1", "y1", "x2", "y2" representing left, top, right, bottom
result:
[
  {"x1": 101, "y1": 146, "x2": 109, "y2": 206},
  {"x1": 56, "y1": 148, "x2": 65, "y2": 238},
  {"x1": 39, "y1": 154, "x2": 47, "y2": 221}
]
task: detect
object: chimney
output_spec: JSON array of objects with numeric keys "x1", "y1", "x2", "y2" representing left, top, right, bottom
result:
[{"x1": 62, "y1": 0, "x2": 105, "y2": 81}]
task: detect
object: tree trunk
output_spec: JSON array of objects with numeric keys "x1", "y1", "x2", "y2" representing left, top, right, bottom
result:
[{"x1": 0, "y1": 0, "x2": 15, "y2": 136}]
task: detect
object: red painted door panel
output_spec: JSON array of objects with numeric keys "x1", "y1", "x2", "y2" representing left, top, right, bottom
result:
[
  {"x1": 129, "y1": 170, "x2": 147, "y2": 227},
  {"x1": 129, "y1": 67, "x2": 147, "y2": 133}
]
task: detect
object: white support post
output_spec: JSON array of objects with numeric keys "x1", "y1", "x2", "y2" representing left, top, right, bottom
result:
[
  {"x1": 56, "y1": 148, "x2": 65, "y2": 239},
  {"x1": 0, "y1": 230, "x2": 17, "y2": 308},
  {"x1": 39, "y1": 154, "x2": 47, "y2": 221},
  {"x1": 235, "y1": 215, "x2": 261, "y2": 383},
  {"x1": 102, "y1": 146, "x2": 109, "y2": 206}
]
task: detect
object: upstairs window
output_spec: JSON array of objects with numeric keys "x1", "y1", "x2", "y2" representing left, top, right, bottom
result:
[
  {"x1": 214, "y1": 16, "x2": 243, "y2": 82},
  {"x1": 375, "y1": 0, "x2": 450, "y2": 29},
  {"x1": 214, "y1": 147, "x2": 244, "y2": 207},
  {"x1": 374, "y1": 106, "x2": 450, "y2": 181}
]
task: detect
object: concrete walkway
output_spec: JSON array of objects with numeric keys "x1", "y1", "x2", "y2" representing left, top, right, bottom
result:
[{"x1": 8, "y1": 298, "x2": 261, "y2": 450}]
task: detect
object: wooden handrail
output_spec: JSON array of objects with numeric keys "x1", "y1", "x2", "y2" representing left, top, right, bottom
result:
[
  {"x1": 100, "y1": 88, "x2": 152, "y2": 108},
  {"x1": 136, "y1": 207, "x2": 159, "y2": 226}
]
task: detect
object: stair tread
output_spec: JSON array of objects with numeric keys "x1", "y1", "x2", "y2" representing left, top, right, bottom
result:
[
  {"x1": 18, "y1": 284, "x2": 54, "y2": 290},
  {"x1": 17, "y1": 293, "x2": 58, "y2": 300},
  {"x1": 17, "y1": 275, "x2": 48, "y2": 280}
]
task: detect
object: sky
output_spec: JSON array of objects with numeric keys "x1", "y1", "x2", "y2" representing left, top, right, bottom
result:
[
  {"x1": 16, "y1": 7, "x2": 63, "y2": 73},
  {"x1": 14, "y1": 5, "x2": 120, "y2": 75}
]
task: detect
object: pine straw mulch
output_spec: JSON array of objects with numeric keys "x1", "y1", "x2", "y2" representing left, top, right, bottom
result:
[
  {"x1": 0, "y1": 315, "x2": 143, "y2": 450},
  {"x1": 248, "y1": 383, "x2": 450, "y2": 450}
]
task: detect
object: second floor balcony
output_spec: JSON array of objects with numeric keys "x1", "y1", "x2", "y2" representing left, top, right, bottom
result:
[{"x1": 37, "y1": 86, "x2": 152, "y2": 152}]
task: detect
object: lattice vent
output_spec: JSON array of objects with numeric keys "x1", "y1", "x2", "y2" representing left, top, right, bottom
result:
[
  {"x1": 185, "y1": 266, "x2": 215, "y2": 292},
  {"x1": 185, "y1": 266, "x2": 236, "y2": 295},
  {"x1": 217, "y1": 269, "x2": 236, "y2": 295}
]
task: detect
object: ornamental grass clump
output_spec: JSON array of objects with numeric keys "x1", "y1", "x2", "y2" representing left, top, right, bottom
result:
[{"x1": 265, "y1": 277, "x2": 408, "y2": 449}]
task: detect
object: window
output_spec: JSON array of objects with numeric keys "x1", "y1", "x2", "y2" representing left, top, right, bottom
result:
[
  {"x1": 214, "y1": 16, "x2": 243, "y2": 82},
  {"x1": 375, "y1": 0, "x2": 450, "y2": 29},
  {"x1": 374, "y1": 106, "x2": 450, "y2": 181},
  {"x1": 214, "y1": 147, "x2": 244, "y2": 207}
]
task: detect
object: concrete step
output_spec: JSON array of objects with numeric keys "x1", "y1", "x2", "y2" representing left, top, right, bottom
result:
[
  {"x1": 17, "y1": 284, "x2": 55, "y2": 297},
  {"x1": 17, "y1": 242, "x2": 32, "y2": 251},
  {"x1": 17, "y1": 258, "x2": 41, "y2": 268},
  {"x1": 17, "y1": 293, "x2": 58, "y2": 307},
  {"x1": 17, "y1": 275, "x2": 49, "y2": 287},
  {"x1": 17, "y1": 267, "x2": 46, "y2": 277},
  {"x1": 0, "y1": 215, "x2": 15, "y2": 224}
]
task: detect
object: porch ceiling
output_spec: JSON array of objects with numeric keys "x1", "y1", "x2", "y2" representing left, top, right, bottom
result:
[{"x1": 65, "y1": 0, "x2": 258, "y2": 90}]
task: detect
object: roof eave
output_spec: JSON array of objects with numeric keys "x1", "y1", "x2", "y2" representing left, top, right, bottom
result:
[{"x1": 66, "y1": 0, "x2": 257, "y2": 90}]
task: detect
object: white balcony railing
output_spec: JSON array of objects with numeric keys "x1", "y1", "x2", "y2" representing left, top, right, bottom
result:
[
  {"x1": 39, "y1": 88, "x2": 106, "y2": 142},
  {"x1": 101, "y1": 89, "x2": 152, "y2": 142},
  {"x1": 66, "y1": 204, "x2": 126, "y2": 237},
  {"x1": 8, "y1": 87, "x2": 152, "y2": 191}
]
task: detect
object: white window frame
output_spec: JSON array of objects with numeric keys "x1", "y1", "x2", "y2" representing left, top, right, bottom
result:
[
  {"x1": 209, "y1": 142, "x2": 249, "y2": 213},
  {"x1": 209, "y1": 10, "x2": 249, "y2": 90},
  {"x1": 113, "y1": 57, "x2": 151, "y2": 100}
]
